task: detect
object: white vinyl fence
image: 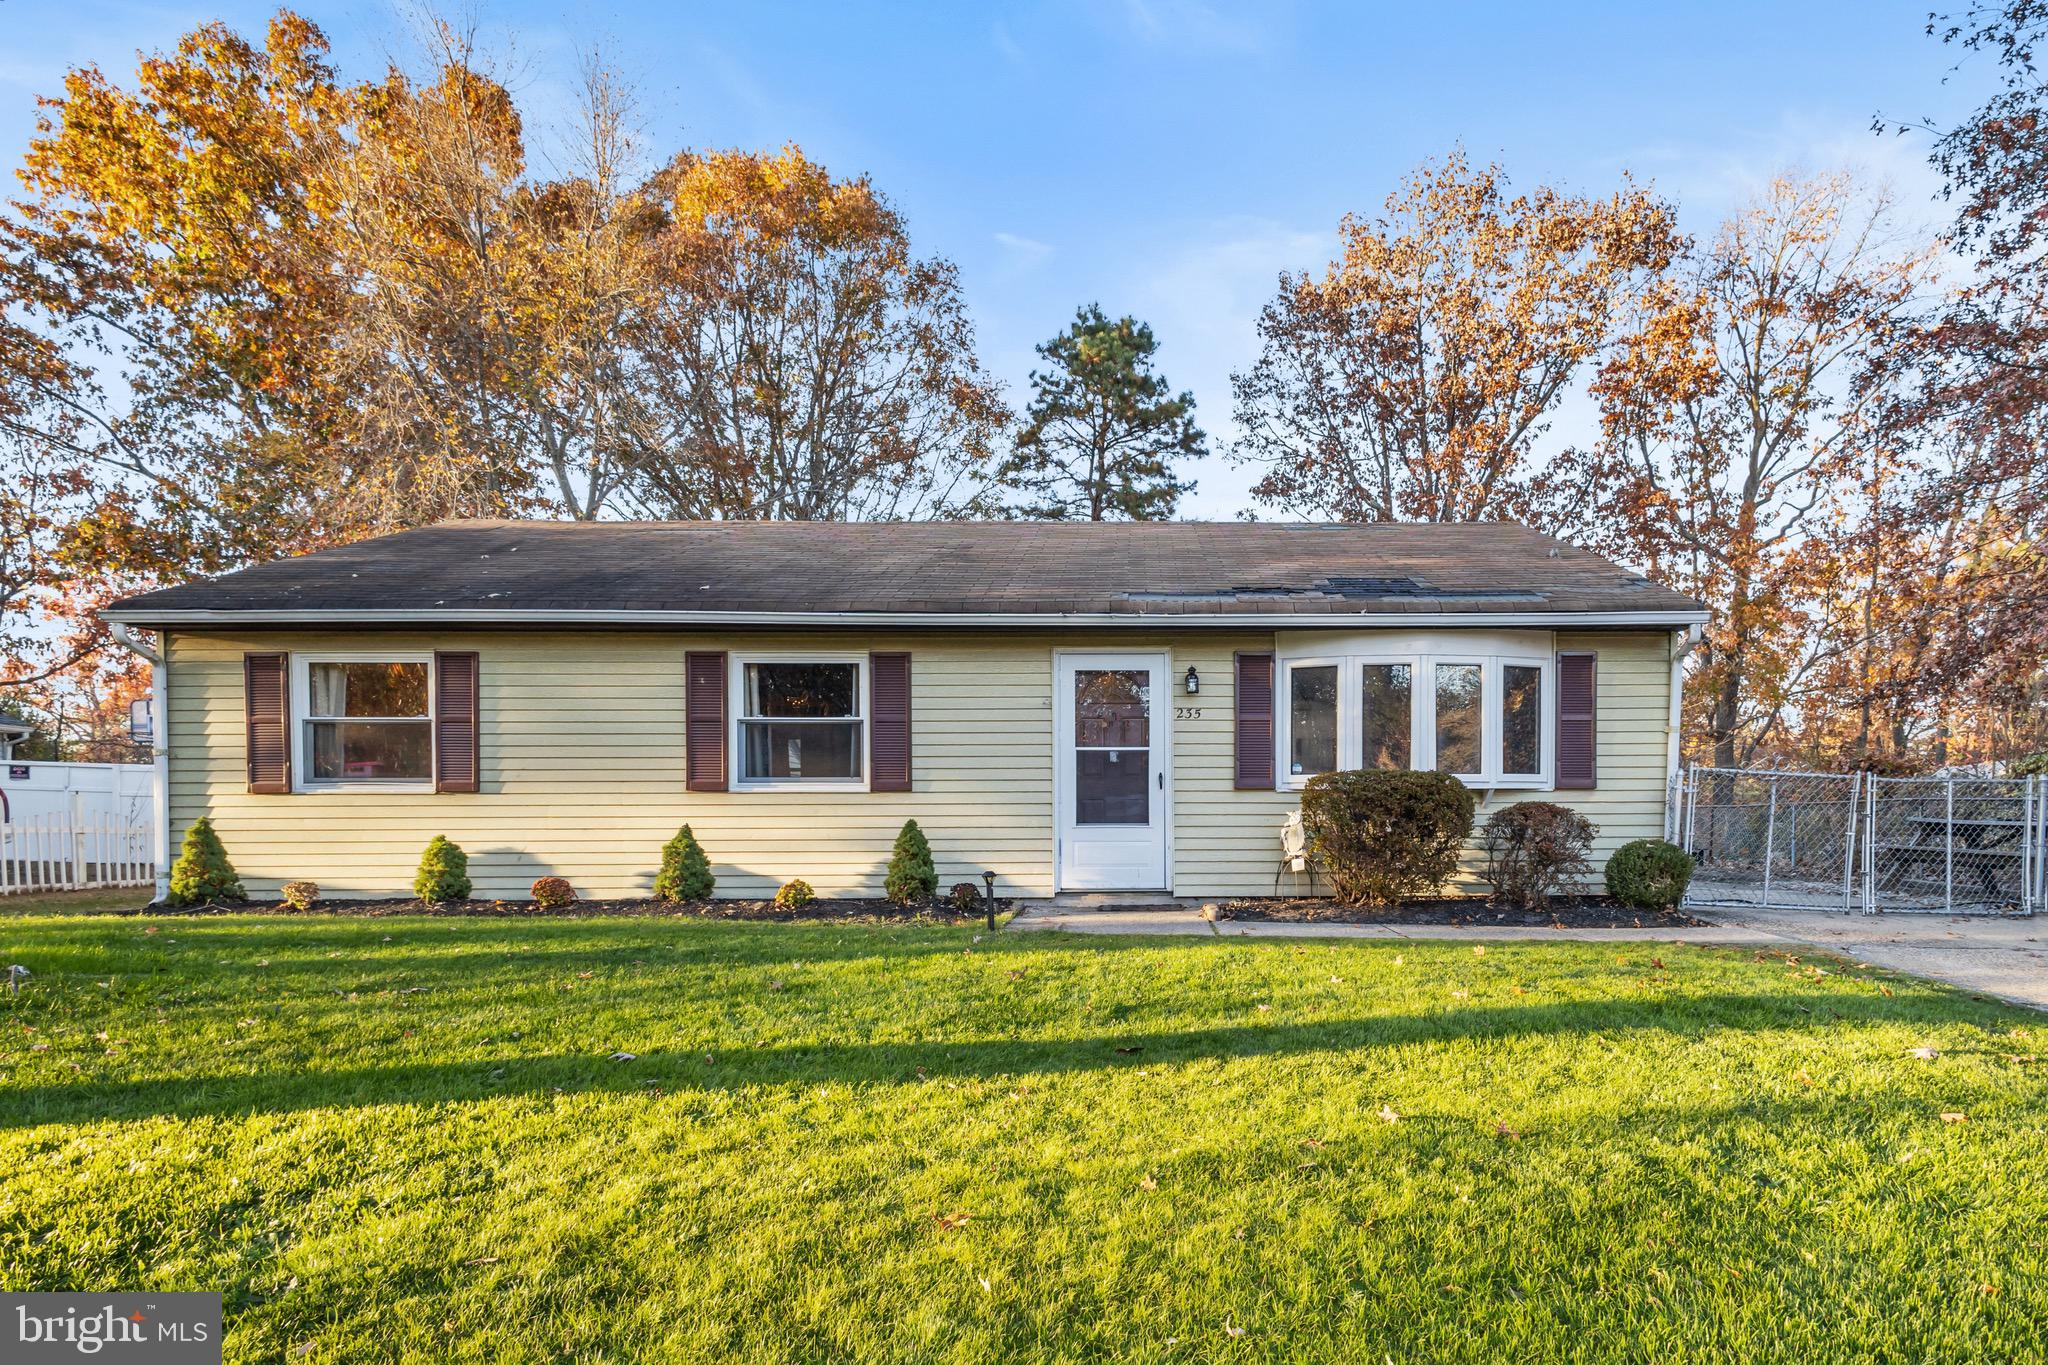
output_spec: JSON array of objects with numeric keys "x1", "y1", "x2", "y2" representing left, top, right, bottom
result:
[
  {"x1": 1670, "y1": 766, "x2": 2044, "y2": 916},
  {"x1": 0, "y1": 811, "x2": 154, "y2": 895}
]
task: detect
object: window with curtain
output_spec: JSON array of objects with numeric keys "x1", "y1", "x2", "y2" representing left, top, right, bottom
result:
[
  {"x1": 738, "y1": 660, "x2": 864, "y2": 783},
  {"x1": 303, "y1": 661, "x2": 432, "y2": 783}
]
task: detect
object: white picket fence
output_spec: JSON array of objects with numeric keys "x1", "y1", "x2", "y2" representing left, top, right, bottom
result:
[{"x1": 0, "y1": 812, "x2": 155, "y2": 895}]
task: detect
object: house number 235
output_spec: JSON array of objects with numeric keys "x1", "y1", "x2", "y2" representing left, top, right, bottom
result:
[{"x1": 1174, "y1": 706, "x2": 1203, "y2": 720}]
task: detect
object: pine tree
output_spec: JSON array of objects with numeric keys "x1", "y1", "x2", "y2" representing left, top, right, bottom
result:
[
  {"x1": 997, "y1": 304, "x2": 1204, "y2": 520},
  {"x1": 654, "y1": 824, "x2": 715, "y2": 901},
  {"x1": 884, "y1": 818, "x2": 938, "y2": 905},
  {"x1": 165, "y1": 817, "x2": 244, "y2": 907},
  {"x1": 414, "y1": 835, "x2": 472, "y2": 903}
]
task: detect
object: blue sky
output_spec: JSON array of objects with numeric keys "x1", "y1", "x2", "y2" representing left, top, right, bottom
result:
[{"x1": 2, "y1": 1, "x2": 1985, "y2": 517}]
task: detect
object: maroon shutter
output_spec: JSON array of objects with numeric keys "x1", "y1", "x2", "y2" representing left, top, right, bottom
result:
[
  {"x1": 434, "y1": 651, "x2": 480, "y2": 793},
  {"x1": 1235, "y1": 652, "x2": 1275, "y2": 789},
  {"x1": 244, "y1": 651, "x2": 290, "y2": 794},
  {"x1": 1556, "y1": 651, "x2": 1598, "y2": 790},
  {"x1": 685, "y1": 651, "x2": 728, "y2": 792},
  {"x1": 870, "y1": 651, "x2": 912, "y2": 792}
]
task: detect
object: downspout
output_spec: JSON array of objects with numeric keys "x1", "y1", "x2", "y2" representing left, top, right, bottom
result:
[
  {"x1": 110, "y1": 623, "x2": 170, "y2": 904},
  {"x1": 1666, "y1": 625, "x2": 1703, "y2": 830}
]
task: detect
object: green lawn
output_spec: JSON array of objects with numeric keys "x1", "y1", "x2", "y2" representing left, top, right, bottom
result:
[{"x1": 1, "y1": 915, "x2": 2043, "y2": 1362}]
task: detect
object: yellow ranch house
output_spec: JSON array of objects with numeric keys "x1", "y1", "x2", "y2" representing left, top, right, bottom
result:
[{"x1": 103, "y1": 521, "x2": 1708, "y2": 903}]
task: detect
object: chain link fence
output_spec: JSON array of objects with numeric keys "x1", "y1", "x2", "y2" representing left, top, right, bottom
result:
[{"x1": 1669, "y1": 767, "x2": 2043, "y2": 916}]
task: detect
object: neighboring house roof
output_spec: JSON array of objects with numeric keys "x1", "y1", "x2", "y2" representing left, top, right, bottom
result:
[
  {"x1": 101, "y1": 519, "x2": 1708, "y2": 628},
  {"x1": 0, "y1": 717, "x2": 31, "y2": 737}
]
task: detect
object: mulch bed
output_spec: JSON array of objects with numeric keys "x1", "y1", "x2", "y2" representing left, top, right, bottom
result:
[
  {"x1": 125, "y1": 896, "x2": 1008, "y2": 924},
  {"x1": 1214, "y1": 895, "x2": 1711, "y2": 929}
]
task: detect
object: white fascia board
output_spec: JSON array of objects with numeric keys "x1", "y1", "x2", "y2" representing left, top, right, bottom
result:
[{"x1": 101, "y1": 606, "x2": 1711, "y2": 629}]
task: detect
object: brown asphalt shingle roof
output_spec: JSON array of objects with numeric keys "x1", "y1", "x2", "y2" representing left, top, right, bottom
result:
[{"x1": 103, "y1": 519, "x2": 1706, "y2": 624}]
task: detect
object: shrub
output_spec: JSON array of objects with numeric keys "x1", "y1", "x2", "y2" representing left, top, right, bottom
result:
[
  {"x1": 166, "y1": 817, "x2": 244, "y2": 907},
  {"x1": 653, "y1": 824, "x2": 715, "y2": 901},
  {"x1": 1300, "y1": 770, "x2": 1476, "y2": 907},
  {"x1": 279, "y1": 880, "x2": 320, "y2": 912},
  {"x1": 884, "y1": 819, "x2": 938, "y2": 905},
  {"x1": 531, "y1": 876, "x2": 577, "y2": 909},
  {"x1": 948, "y1": 880, "x2": 983, "y2": 912},
  {"x1": 1481, "y1": 802, "x2": 1597, "y2": 909},
  {"x1": 1605, "y1": 839, "x2": 1695, "y2": 910},
  {"x1": 414, "y1": 835, "x2": 472, "y2": 903},
  {"x1": 774, "y1": 878, "x2": 815, "y2": 910}
]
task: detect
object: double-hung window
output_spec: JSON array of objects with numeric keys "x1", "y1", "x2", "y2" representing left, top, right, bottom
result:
[
  {"x1": 1276, "y1": 635, "x2": 1554, "y2": 789},
  {"x1": 732, "y1": 656, "x2": 867, "y2": 788},
  {"x1": 294, "y1": 656, "x2": 434, "y2": 789}
]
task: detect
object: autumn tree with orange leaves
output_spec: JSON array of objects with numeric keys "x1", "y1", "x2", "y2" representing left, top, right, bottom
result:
[
  {"x1": 1, "y1": 10, "x2": 1008, "y2": 706},
  {"x1": 1586, "y1": 174, "x2": 1935, "y2": 769},
  {"x1": 1230, "y1": 150, "x2": 1681, "y2": 531}
]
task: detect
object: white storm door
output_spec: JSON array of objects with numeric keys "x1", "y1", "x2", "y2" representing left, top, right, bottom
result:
[{"x1": 1055, "y1": 652, "x2": 1168, "y2": 890}]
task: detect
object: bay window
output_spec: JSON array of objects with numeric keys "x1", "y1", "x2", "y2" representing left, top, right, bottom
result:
[
  {"x1": 1275, "y1": 636, "x2": 1555, "y2": 789},
  {"x1": 732, "y1": 656, "x2": 867, "y2": 788}
]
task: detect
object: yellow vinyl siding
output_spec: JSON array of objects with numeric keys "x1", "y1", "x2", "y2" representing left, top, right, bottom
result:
[{"x1": 165, "y1": 627, "x2": 1674, "y2": 901}]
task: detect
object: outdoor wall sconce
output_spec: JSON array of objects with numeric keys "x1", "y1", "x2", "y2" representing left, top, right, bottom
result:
[{"x1": 1184, "y1": 666, "x2": 1200, "y2": 695}]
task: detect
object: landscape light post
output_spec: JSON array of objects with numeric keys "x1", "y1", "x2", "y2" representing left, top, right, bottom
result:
[{"x1": 982, "y1": 870, "x2": 997, "y2": 932}]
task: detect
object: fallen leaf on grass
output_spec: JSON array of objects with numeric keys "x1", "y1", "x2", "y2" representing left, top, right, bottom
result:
[
  {"x1": 608, "y1": 1052, "x2": 636, "y2": 1062},
  {"x1": 1495, "y1": 1122, "x2": 1520, "y2": 1140},
  {"x1": 1378, "y1": 1104, "x2": 1401, "y2": 1123},
  {"x1": 1651, "y1": 958, "x2": 1666, "y2": 970},
  {"x1": 1139, "y1": 1174, "x2": 1158, "y2": 1191},
  {"x1": 1300, "y1": 1138, "x2": 1325, "y2": 1149},
  {"x1": 1224, "y1": 1322, "x2": 1245, "y2": 1339},
  {"x1": 1449, "y1": 990, "x2": 1470, "y2": 999},
  {"x1": 1908, "y1": 1046, "x2": 1939, "y2": 1060},
  {"x1": 933, "y1": 1211, "x2": 971, "y2": 1233},
  {"x1": 1940, "y1": 1112, "x2": 1967, "y2": 1124},
  {"x1": 464, "y1": 1256, "x2": 499, "y2": 1266},
  {"x1": 1115, "y1": 1045, "x2": 1143, "y2": 1054},
  {"x1": 1472, "y1": 946, "x2": 1486, "y2": 957}
]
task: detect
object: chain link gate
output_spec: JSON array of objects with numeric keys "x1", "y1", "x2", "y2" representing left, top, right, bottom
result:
[{"x1": 1670, "y1": 767, "x2": 2044, "y2": 916}]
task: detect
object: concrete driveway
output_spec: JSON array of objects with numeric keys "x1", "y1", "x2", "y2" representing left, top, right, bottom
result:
[
  {"x1": 1008, "y1": 899, "x2": 2048, "y2": 1011},
  {"x1": 1691, "y1": 906, "x2": 2048, "y2": 1011}
]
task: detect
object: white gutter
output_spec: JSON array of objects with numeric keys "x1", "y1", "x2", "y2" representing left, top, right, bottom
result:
[
  {"x1": 102, "y1": 606, "x2": 1710, "y2": 630},
  {"x1": 109, "y1": 622, "x2": 170, "y2": 905},
  {"x1": 1666, "y1": 623, "x2": 1704, "y2": 816}
]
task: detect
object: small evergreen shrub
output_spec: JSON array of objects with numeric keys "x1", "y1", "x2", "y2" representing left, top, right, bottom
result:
[
  {"x1": 654, "y1": 824, "x2": 715, "y2": 901},
  {"x1": 279, "y1": 880, "x2": 320, "y2": 912},
  {"x1": 1482, "y1": 802, "x2": 1597, "y2": 910},
  {"x1": 948, "y1": 881, "x2": 983, "y2": 913},
  {"x1": 531, "y1": 876, "x2": 576, "y2": 909},
  {"x1": 414, "y1": 835, "x2": 472, "y2": 903},
  {"x1": 1605, "y1": 839, "x2": 1695, "y2": 910},
  {"x1": 774, "y1": 878, "x2": 815, "y2": 910},
  {"x1": 166, "y1": 817, "x2": 244, "y2": 907},
  {"x1": 884, "y1": 819, "x2": 938, "y2": 905},
  {"x1": 1300, "y1": 770, "x2": 1476, "y2": 907}
]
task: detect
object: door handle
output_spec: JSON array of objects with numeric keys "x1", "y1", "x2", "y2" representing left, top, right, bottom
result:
[{"x1": 1158, "y1": 772, "x2": 1163, "y2": 789}]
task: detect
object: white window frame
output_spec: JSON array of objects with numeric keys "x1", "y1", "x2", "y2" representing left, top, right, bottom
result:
[
  {"x1": 291, "y1": 652, "x2": 436, "y2": 793},
  {"x1": 1274, "y1": 632, "x2": 1555, "y2": 792},
  {"x1": 1280, "y1": 654, "x2": 1350, "y2": 782},
  {"x1": 728, "y1": 652, "x2": 871, "y2": 793}
]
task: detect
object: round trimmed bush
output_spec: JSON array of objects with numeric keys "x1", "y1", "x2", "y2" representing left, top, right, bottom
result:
[
  {"x1": 1300, "y1": 769, "x2": 1476, "y2": 907},
  {"x1": 774, "y1": 878, "x2": 815, "y2": 910},
  {"x1": 531, "y1": 876, "x2": 577, "y2": 909},
  {"x1": 948, "y1": 881, "x2": 982, "y2": 912},
  {"x1": 279, "y1": 879, "x2": 320, "y2": 912},
  {"x1": 1605, "y1": 838, "x2": 1695, "y2": 909}
]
